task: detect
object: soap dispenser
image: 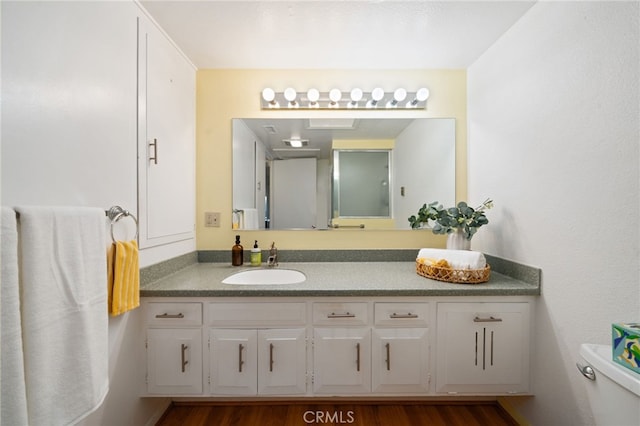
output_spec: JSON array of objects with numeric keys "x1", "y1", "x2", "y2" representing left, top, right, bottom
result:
[
  {"x1": 250, "y1": 240, "x2": 261, "y2": 266},
  {"x1": 232, "y1": 235, "x2": 243, "y2": 266}
]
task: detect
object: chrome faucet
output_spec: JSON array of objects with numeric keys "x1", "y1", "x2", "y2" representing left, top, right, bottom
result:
[{"x1": 267, "y1": 242, "x2": 278, "y2": 267}]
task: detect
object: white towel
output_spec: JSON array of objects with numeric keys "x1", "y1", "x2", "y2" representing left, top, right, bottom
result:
[
  {"x1": 241, "y1": 208, "x2": 259, "y2": 230},
  {"x1": 1, "y1": 207, "x2": 29, "y2": 426},
  {"x1": 417, "y1": 248, "x2": 487, "y2": 270},
  {"x1": 15, "y1": 206, "x2": 109, "y2": 426}
]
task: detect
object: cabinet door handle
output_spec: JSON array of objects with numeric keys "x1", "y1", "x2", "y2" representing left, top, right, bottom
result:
[
  {"x1": 149, "y1": 138, "x2": 158, "y2": 164},
  {"x1": 390, "y1": 312, "x2": 418, "y2": 319},
  {"x1": 356, "y1": 343, "x2": 361, "y2": 372},
  {"x1": 385, "y1": 342, "x2": 391, "y2": 371},
  {"x1": 328, "y1": 312, "x2": 355, "y2": 318},
  {"x1": 475, "y1": 331, "x2": 479, "y2": 366},
  {"x1": 473, "y1": 316, "x2": 502, "y2": 323},
  {"x1": 155, "y1": 312, "x2": 184, "y2": 319},
  {"x1": 269, "y1": 343, "x2": 274, "y2": 372},
  {"x1": 238, "y1": 344, "x2": 245, "y2": 372},
  {"x1": 181, "y1": 344, "x2": 189, "y2": 373}
]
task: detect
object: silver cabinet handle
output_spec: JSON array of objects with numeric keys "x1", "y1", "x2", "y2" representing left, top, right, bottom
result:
[
  {"x1": 155, "y1": 313, "x2": 184, "y2": 319},
  {"x1": 238, "y1": 344, "x2": 245, "y2": 372},
  {"x1": 390, "y1": 312, "x2": 418, "y2": 319},
  {"x1": 181, "y1": 344, "x2": 189, "y2": 372},
  {"x1": 328, "y1": 312, "x2": 355, "y2": 318},
  {"x1": 577, "y1": 363, "x2": 596, "y2": 381},
  {"x1": 356, "y1": 343, "x2": 361, "y2": 372},
  {"x1": 385, "y1": 343, "x2": 391, "y2": 371},
  {"x1": 474, "y1": 316, "x2": 502, "y2": 323},
  {"x1": 269, "y1": 343, "x2": 274, "y2": 372},
  {"x1": 149, "y1": 138, "x2": 158, "y2": 164}
]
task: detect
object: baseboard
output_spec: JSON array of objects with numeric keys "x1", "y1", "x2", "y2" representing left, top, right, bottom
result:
[
  {"x1": 497, "y1": 396, "x2": 531, "y2": 426},
  {"x1": 144, "y1": 398, "x2": 173, "y2": 426}
]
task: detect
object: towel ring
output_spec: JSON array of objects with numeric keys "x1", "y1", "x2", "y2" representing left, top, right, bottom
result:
[{"x1": 106, "y1": 206, "x2": 138, "y2": 243}]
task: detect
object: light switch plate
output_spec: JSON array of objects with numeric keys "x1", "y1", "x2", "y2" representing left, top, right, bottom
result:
[{"x1": 205, "y1": 212, "x2": 221, "y2": 227}]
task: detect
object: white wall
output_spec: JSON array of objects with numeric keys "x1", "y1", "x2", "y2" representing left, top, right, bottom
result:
[
  {"x1": 468, "y1": 2, "x2": 639, "y2": 425},
  {"x1": 393, "y1": 118, "x2": 456, "y2": 228},
  {"x1": 1, "y1": 1, "x2": 192, "y2": 424}
]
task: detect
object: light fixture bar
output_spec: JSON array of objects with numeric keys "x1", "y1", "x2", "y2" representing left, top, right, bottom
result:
[{"x1": 260, "y1": 88, "x2": 429, "y2": 110}]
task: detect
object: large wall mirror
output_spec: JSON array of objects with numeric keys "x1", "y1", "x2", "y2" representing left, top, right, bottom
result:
[{"x1": 232, "y1": 118, "x2": 455, "y2": 230}]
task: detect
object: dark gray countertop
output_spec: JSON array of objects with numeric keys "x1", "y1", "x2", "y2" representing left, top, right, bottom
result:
[{"x1": 140, "y1": 261, "x2": 540, "y2": 297}]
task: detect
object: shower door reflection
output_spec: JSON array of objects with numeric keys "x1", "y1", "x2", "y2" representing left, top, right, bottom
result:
[{"x1": 332, "y1": 150, "x2": 391, "y2": 220}]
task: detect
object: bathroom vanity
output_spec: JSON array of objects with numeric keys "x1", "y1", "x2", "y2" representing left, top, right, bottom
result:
[{"x1": 140, "y1": 260, "x2": 539, "y2": 399}]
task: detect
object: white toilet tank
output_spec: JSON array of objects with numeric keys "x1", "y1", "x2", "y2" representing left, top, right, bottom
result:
[{"x1": 578, "y1": 343, "x2": 640, "y2": 426}]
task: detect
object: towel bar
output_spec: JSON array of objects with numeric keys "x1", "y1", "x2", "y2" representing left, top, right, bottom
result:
[{"x1": 106, "y1": 206, "x2": 138, "y2": 243}]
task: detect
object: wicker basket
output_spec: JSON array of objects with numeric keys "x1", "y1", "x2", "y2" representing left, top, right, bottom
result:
[{"x1": 416, "y1": 261, "x2": 490, "y2": 284}]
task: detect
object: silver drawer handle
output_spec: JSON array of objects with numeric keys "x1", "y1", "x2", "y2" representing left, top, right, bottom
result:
[
  {"x1": 577, "y1": 363, "x2": 596, "y2": 381},
  {"x1": 328, "y1": 312, "x2": 356, "y2": 318},
  {"x1": 390, "y1": 312, "x2": 418, "y2": 319},
  {"x1": 155, "y1": 313, "x2": 185, "y2": 319},
  {"x1": 473, "y1": 316, "x2": 502, "y2": 323}
]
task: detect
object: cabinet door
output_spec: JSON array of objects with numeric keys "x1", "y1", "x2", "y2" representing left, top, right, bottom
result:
[
  {"x1": 210, "y1": 329, "x2": 257, "y2": 395},
  {"x1": 137, "y1": 15, "x2": 195, "y2": 248},
  {"x1": 257, "y1": 329, "x2": 307, "y2": 395},
  {"x1": 146, "y1": 328, "x2": 202, "y2": 395},
  {"x1": 436, "y1": 302, "x2": 530, "y2": 394},
  {"x1": 313, "y1": 328, "x2": 371, "y2": 394},
  {"x1": 372, "y1": 328, "x2": 429, "y2": 393}
]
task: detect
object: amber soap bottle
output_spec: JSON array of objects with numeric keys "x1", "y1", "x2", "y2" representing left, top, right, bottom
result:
[{"x1": 232, "y1": 235, "x2": 243, "y2": 266}]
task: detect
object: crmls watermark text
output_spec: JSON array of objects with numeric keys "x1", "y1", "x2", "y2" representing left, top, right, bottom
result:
[{"x1": 303, "y1": 410, "x2": 355, "y2": 424}]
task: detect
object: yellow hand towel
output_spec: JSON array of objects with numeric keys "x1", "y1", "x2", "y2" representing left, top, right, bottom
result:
[{"x1": 108, "y1": 240, "x2": 140, "y2": 316}]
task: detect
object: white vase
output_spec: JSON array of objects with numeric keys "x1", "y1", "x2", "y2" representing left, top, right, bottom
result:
[{"x1": 446, "y1": 228, "x2": 471, "y2": 250}]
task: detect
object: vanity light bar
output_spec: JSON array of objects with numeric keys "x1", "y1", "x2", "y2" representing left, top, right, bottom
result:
[{"x1": 260, "y1": 87, "x2": 429, "y2": 110}]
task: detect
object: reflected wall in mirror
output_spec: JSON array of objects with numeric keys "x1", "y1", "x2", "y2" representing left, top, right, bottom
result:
[{"x1": 232, "y1": 118, "x2": 455, "y2": 230}]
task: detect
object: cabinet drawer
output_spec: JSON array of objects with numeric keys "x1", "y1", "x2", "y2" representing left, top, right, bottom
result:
[
  {"x1": 209, "y1": 302, "x2": 306, "y2": 326},
  {"x1": 146, "y1": 302, "x2": 202, "y2": 326},
  {"x1": 374, "y1": 302, "x2": 429, "y2": 327},
  {"x1": 313, "y1": 302, "x2": 368, "y2": 326}
]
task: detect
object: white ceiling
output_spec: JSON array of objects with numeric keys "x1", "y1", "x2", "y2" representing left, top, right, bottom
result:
[{"x1": 140, "y1": 0, "x2": 536, "y2": 69}]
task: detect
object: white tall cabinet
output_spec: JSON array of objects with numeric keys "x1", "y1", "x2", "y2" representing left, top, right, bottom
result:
[
  {"x1": 435, "y1": 302, "x2": 531, "y2": 394},
  {"x1": 137, "y1": 13, "x2": 196, "y2": 248}
]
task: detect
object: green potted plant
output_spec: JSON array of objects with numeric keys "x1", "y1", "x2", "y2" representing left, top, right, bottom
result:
[{"x1": 409, "y1": 198, "x2": 493, "y2": 249}]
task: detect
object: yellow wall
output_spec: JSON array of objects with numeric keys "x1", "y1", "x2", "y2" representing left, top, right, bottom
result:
[{"x1": 196, "y1": 69, "x2": 467, "y2": 250}]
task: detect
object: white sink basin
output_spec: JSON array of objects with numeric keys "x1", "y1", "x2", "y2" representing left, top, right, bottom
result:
[{"x1": 222, "y1": 268, "x2": 306, "y2": 285}]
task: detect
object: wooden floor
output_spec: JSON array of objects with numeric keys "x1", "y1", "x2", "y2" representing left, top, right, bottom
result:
[{"x1": 156, "y1": 401, "x2": 519, "y2": 426}]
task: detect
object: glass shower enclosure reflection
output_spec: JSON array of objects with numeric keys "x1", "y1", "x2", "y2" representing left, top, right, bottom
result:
[{"x1": 332, "y1": 150, "x2": 391, "y2": 222}]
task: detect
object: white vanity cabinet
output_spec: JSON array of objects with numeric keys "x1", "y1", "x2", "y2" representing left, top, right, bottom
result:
[
  {"x1": 372, "y1": 303, "x2": 430, "y2": 393},
  {"x1": 313, "y1": 327, "x2": 372, "y2": 394},
  {"x1": 209, "y1": 328, "x2": 307, "y2": 396},
  {"x1": 312, "y1": 302, "x2": 371, "y2": 394},
  {"x1": 435, "y1": 302, "x2": 531, "y2": 394},
  {"x1": 208, "y1": 302, "x2": 307, "y2": 396},
  {"x1": 144, "y1": 302, "x2": 203, "y2": 395},
  {"x1": 136, "y1": 10, "x2": 196, "y2": 249},
  {"x1": 141, "y1": 296, "x2": 534, "y2": 398}
]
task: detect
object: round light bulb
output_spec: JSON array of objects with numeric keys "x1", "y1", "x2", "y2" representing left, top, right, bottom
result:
[
  {"x1": 329, "y1": 89, "x2": 342, "y2": 103},
  {"x1": 284, "y1": 87, "x2": 297, "y2": 102},
  {"x1": 350, "y1": 88, "x2": 363, "y2": 102},
  {"x1": 307, "y1": 88, "x2": 320, "y2": 103},
  {"x1": 393, "y1": 88, "x2": 407, "y2": 102},
  {"x1": 416, "y1": 87, "x2": 430, "y2": 101},
  {"x1": 262, "y1": 87, "x2": 275, "y2": 102},
  {"x1": 371, "y1": 88, "x2": 384, "y2": 101}
]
